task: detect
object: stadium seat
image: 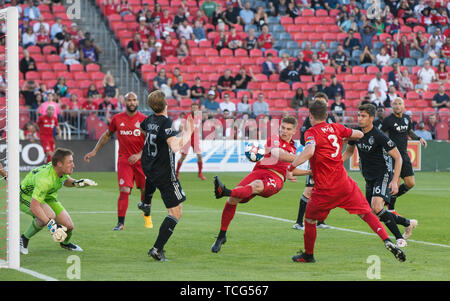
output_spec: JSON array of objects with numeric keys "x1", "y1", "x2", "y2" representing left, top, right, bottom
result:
[{"x1": 436, "y1": 122, "x2": 449, "y2": 140}]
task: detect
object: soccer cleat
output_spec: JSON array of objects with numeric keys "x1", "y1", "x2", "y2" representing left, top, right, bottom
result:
[
  {"x1": 403, "y1": 219, "x2": 418, "y2": 240},
  {"x1": 211, "y1": 236, "x2": 227, "y2": 253},
  {"x1": 198, "y1": 173, "x2": 206, "y2": 181},
  {"x1": 137, "y1": 202, "x2": 151, "y2": 216},
  {"x1": 384, "y1": 240, "x2": 406, "y2": 262},
  {"x1": 112, "y1": 223, "x2": 124, "y2": 231},
  {"x1": 214, "y1": 176, "x2": 231, "y2": 199},
  {"x1": 396, "y1": 238, "x2": 408, "y2": 248},
  {"x1": 292, "y1": 223, "x2": 304, "y2": 230},
  {"x1": 292, "y1": 250, "x2": 316, "y2": 263},
  {"x1": 20, "y1": 235, "x2": 29, "y2": 255},
  {"x1": 60, "y1": 242, "x2": 83, "y2": 252},
  {"x1": 148, "y1": 247, "x2": 167, "y2": 261},
  {"x1": 316, "y1": 221, "x2": 331, "y2": 229},
  {"x1": 143, "y1": 214, "x2": 153, "y2": 229}
]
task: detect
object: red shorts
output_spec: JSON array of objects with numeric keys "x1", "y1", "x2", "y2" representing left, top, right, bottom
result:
[
  {"x1": 117, "y1": 158, "x2": 146, "y2": 189},
  {"x1": 305, "y1": 175, "x2": 372, "y2": 221},
  {"x1": 237, "y1": 169, "x2": 284, "y2": 203},
  {"x1": 181, "y1": 138, "x2": 201, "y2": 155},
  {"x1": 41, "y1": 138, "x2": 55, "y2": 153}
]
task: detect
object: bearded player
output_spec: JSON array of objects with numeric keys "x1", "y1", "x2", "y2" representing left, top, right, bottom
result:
[
  {"x1": 175, "y1": 102, "x2": 206, "y2": 180},
  {"x1": 37, "y1": 105, "x2": 62, "y2": 163},
  {"x1": 84, "y1": 92, "x2": 152, "y2": 230},
  {"x1": 212, "y1": 116, "x2": 311, "y2": 253},
  {"x1": 288, "y1": 100, "x2": 405, "y2": 263}
]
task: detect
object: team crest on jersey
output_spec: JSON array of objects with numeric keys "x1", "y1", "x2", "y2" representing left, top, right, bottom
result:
[
  {"x1": 387, "y1": 140, "x2": 394, "y2": 147},
  {"x1": 135, "y1": 121, "x2": 140, "y2": 128},
  {"x1": 404, "y1": 118, "x2": 409, "y2": 125},
  {"x1": 368, "y1": 136, "x2": 375, "y2": 145}
]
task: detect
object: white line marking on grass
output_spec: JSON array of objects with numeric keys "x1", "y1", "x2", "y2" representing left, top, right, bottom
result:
[{"x1": 0, "y1": 260, "x2": 58, "y2": 281}]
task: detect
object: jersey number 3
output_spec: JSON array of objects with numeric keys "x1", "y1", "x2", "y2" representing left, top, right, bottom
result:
[{"x1": 328, "y1": 134, "x2": 340, "y2": 158}]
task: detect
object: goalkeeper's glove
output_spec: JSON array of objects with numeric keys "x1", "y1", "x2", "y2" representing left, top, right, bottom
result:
[
  {"x1": 74, "y1": 179, "x2": 98, "y2": 188},
  {"x1": 47, "y1": 219, "x2": 68, "y2": 243}
]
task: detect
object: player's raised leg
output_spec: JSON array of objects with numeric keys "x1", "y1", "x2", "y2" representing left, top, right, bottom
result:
[{"x1": 139, "y1": 179, "x2": 156, "y2": 229}]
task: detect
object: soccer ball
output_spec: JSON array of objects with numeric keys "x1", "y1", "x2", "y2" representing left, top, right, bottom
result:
[{"x1": 244, "y1": 142, "x2": 265, "y2": 162}]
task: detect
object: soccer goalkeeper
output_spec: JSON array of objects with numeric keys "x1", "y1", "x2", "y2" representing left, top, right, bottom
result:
[{"x1": 19, "y1": 148, "x2": 97, "y2": 254}]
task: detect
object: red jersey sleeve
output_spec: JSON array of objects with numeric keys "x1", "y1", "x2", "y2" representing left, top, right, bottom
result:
[
  {"x1": 334, "y1": 123, "x2": 353, "y2": 139},
  {"x1": 108, "y1": 115, "x2": 116, "y2": 133}
]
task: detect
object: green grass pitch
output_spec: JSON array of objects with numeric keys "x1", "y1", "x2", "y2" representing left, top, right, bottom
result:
[{"x1": 1, "y1": 171, "x2": 449, "y2": 281}]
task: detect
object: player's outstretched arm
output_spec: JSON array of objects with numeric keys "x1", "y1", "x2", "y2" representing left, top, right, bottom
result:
[
  {"x1": 64, "y1": 177, "x2": 98, "y2": 188},
  {"x1": 292, "y1": 169, "x2": 312, "y2": 177},
  {"x1": 387, "y1": 147, "x2": 403, "y2": 195},
  {"x1": 270, "y1": 147, "x2": 297, "y2": 163},
  {"x1": 167, "y1": 114, "x2": 194, "y2": 153},
  {"x1": 342, "y1": 144, "x2": 356, "y2": 162},
  {"x1": 289, "y1": 144, "x2": 315, "y2": 171},
  {"x1": 348, "y1": 129, "x2": 364, "y2": 140},
  {"x1": 84, "y1": 130, "x2": 113, "y2": 162},
  {"x1": 408, "y1": 129, "x2": 427, "y2": 148}
]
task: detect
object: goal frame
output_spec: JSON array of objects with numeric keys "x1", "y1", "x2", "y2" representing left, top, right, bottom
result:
[{"x1": 0, "y1": 7, "x2": 20, "y2": 270}]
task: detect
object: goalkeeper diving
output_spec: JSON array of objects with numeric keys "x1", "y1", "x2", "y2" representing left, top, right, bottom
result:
[{"x1": 19, "y1": 148, "x2": 97, "y2": 254}]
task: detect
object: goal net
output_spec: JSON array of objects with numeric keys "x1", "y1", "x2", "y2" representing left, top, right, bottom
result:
[{"x1": 0, "y1": 7, "x2": 20, "y2": 270}]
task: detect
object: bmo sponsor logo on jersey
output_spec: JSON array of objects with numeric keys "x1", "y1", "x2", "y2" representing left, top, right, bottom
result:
[{"x1": 120, "y1": 129, "x2": 141, "y2": 137}]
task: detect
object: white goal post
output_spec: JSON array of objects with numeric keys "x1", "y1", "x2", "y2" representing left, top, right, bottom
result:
[{"x1": 0, "y1": 7, "x2": 20, "y2": 270}]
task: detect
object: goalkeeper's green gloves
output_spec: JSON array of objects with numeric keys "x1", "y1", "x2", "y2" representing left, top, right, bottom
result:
[
  {"x1": 74, "y1": 179, "x2": 98, "y2": 188},
  {"x1": 47, "y1": 219, "x2": 68, "y2": 243}
]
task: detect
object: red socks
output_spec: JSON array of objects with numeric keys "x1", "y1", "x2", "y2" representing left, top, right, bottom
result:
[
  {"x1": 361, "y1": 212, "x2": 389, "y2": 241},
  {"x1": 176, "y1": 160, "x2": 182, "y2": 174},
  {"x1": 304, "y1": 221, "x2": 317, "y2": 255},
  {"x1": 117, "y1": 191, "x2": 129, "y2": 220},
  {"x1": 198, "y1": 161, "x2": 203, "y2": 174},
  {"x1": 220, "y1": 202, "x2": 237, "y2": 231},
  {"x1": 230, "y1": 185, "x2": 253, "y2": 199}
]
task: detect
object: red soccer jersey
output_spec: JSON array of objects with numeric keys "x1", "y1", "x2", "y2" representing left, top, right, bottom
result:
[
  {"x1": 317, "y1": 50, "x2": 330, "y2": 65},
  {"x1": 109, "y1": 111, "x2": 146, "y2": 159},
  {"x1": 441, "y1": 45, "x2": 450, "y2": 57},
  {"x1": 81, "y1": 101, "x2": 98, "y2": 111},
  {"x1": 37, "y1": 115, "x2": 58, "y2": 139},
  {"x1": 253, "y1": 135, "x2": 297, "y2": 180},
  {"x1": 302, "y1": 50, "x2": 313, "y2": 63},
  {"x1": 257, "y1": 33, "x2": 273, "y2": 49},
  {"x1": 305, "y1": 122, "x2": 353, "y2": 190}
]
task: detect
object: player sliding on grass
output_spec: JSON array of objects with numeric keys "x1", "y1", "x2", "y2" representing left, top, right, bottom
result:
[
  {"x1": 212, "y1": 115, "x2": 311, "y2": 253},
  {"x1": 19, "y1": 148, "x2": 97, "y2": 254},
  {"x1": 84, "y1": 92, "x2": 152, "y2": 230},
  {"x1": 342, "y1": 104, "x2": 417, "y2": 247},
  {"x1": 288, "y1": 100, "x2": 405, "y2": 263}
]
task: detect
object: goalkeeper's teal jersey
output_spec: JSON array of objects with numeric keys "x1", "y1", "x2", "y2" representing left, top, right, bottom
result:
[{"x1": 20, "y1": 163, "x2": 69, "y2": 204}]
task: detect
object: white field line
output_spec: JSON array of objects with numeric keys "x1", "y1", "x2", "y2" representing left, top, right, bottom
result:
[{"x1": 0, "y1": 260, "x2": 58, "y2": 281}]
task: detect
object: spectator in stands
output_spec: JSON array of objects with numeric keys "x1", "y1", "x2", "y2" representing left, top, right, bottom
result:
[
  {"x1": 173, "y1": 75, "x2": 191, "y2": 102},
  {"x1": 240, "y1": 1, "x2": 255, "y2": 26},
  {"x1": 80, "y1": 39, "x2": 101, "y2": 66},
  {"x1": 425, "y1": 114, "x2": 438, "y2": 139},
  {"x1": 388, "y1": 17, "x2": 401, "y2": 35},
  {"x1": 384, "y1": 36, "x2": 397, "y2": 58},
  {"x1": 397, "y1": 0, "x2": 414, "y2": 22},
  {"x1": 415, "y1": 76, "x2": 427, "y2": 94},
  {"x1": 193, "y1": 20, "x2": 207, "y2": 44},
  {"x1": 417, "y1": 60, "x2": 437, "y2": 89},
  {"x1": 136, "y1": 3, "x2": 151, "y2": 22},
  {"x1": 237, "y1": 94, "x2": 252, "y2": 115},
  {"x1": 173, "y1": 6, "x2": 188, "y2": 30},
  {"x1": 98, "y1": 96, "x2": 116, "y2": 124},
  {"x1": 316, "y1": 77, "x2": 331, "y2": 96},
  {"x1": 217, "y1": 69, "x2": 237, "y2": 96},
  {"x1": 22, "y1": 26, "x2": 36, "y2": 48},
  {"x1": 192, "y1": 9, "x2": 209, "y2": 26},
  {"x1": 257, "y1": 24, "x2": 273, "y2": 53},
  {"x1": 385, "y1": 84, "x2": 400, "y2": 108},
  {"x1": 307, "y1": 85, "x2": 319, "y2": 104},
  {"x1": 339, "y1": 14, "x2": 358, "y2": 33},
  {"x1": 291, "y1": 87, "x2": 308, "y2": 110},
  {"x1": 436, "y1": 60, "x2": 448, "y2": 82},
  {"x1": 201, "y1": 0, "x2": 217, "y2": 19},
  {"x1": 61, "y1": 41, "x2": 81, "y2": 66},
  {"x1": 170, "y1": 67, "x2": 182, "y2": 88},
  {"x1": 278, "y1": 53, "x2": 291, "y2": 73},
  {"x1": 387, "y1": 62, "x2": 401, "y2": 89},
  {"x1": 373, "y1": 17, "x2": 385, "y2": 35},
  {"x1": 19, "y1": 17, "x2": 30, "y2": 36},
  {"x1": 432, "y1": 84, "x2": 449, "y2": 110},
  {"x1": 227, "y1": 26, "x2": 243, "y2": 50},
  {"x1": 126, "y1": 33, "x2": 142, "y2": 70},
  {"x1": 360, "y1": 45, "x2": 375, "y2": 66},
  {"x1": 414, "y1": 0, "x2": 427, "y2": 18},
  {"x1": 81, "y1": 95, "x2": 98, "y2": 115},
  {"x1": 151, "y1": 42, "x2": 166, "y2": 65},
  {"x1": 191, "y1": 77, "x2": 206, "y2": 102},
  {"x1": 152, "y1": 3, "x2": 164, "y2": 19},
  {"x1": 343, "y1": 29, "x2": 361, "y2": 56},
  {"x1": 376, "y1": 47, "x2": 391, "y2": 70},
  {"x1": 329, "y1": 74, "x2": 345, "y2": 100},
  {"x1": 150, "y1": 16, "x2": 165, "y2": 40},
  {"x1": 253, "y1": 6, "x2": 268, "y2": 30},
  {"x1": 244, "y1": 27, "x2": 258, "y2": 53},
  {"x1": 104, "y1": 0, "x2": 117, "y2": 17},
  {"x1": 359, "y1": 23, "x2": 377, "y2": 50},
  {"x1": 301, "y1": 41, "x2": 314, "y2": 63},
  {"x1": 178, "y1": 19, "x2": 194, "y2": 40},
  {"x1": 136, "y1": 42, "x2": 152, "y2": 70},
  {"x1": 252, "y1": 93, "x2": 269, "y2": 117},
  {"x1": 32, "y1": 15, "x2": 49, "y2": 34},
  {"x1": 153, "y1": 68, "x2": 172, "y2": 97},
  {"x1": 414, "y1": 122, "x2": 433, "y2": 140},
  {"x1": 36, "y1": 24, "x2": 51, "y2": 50},
  {"x1": 286, "y1": 1, "x2": 300, "y2": 19},
  {"x1": 273, "y1": 0, "x2": 290, "y2": 16},
  {"x1": 368, "y1": 72, "x2": 388, "y2": 93},
  {"x1": 398, "y1": 68, "x2": 414, "y2": 94},
  {"x1": 23, "y1": 122, "x2": 39, "y2": 142},
  {"x1": 411, "y1": 30, "x2": 428, "y2": 53},
  {"x1": 396, "y1": 34, "x2": 411, "y2": 59},
  {"x1": 331, "y1": 94, "x2": 346, "y2": 123},
  {"x1": 370, "y1": 86, "x2": 387, "y2": 108},
  {"x1": 53, "y1": 77, "x2": 70, "y2": 98},
  {"x1": 235, "y1": 67, "x2": 255, "y2": 90},
  {"x1": 280, "y1": 61, "x2": 300, "y2": 86},
  {"x1": 212, "y1": 3, "x2": 225, "y2": 26},
  {"x1": 309, "y1": 53, "x2": 325, "y2": 77},
  {"x1": 424, "y1": 38, "x2": 440, "y2": 63},
  {"x1": 294, "y1": 51, "x2": 312, "y2": 75},
  {"x1": 317, "y1": 43, "x2": 331, "y2": 66},
  {"x1": 176, "y1": 36, "x2": 191, "y2": 62},
  {"x1": 24, "y1": 0, "x2": 40, "y2": 20},
  {"x1": 161, "y1": 35, "x2": 177, "y2": 58},
  {"x1": 201, "y1": 90, "x2": 221, "y2": 117},
  {"x1": 220, "y1": 93, "x2": 236, "y2": 114},
  {"x1": 19, "y1": 49, "x2": 37, "y2": 76},
  {"x1": 214, "y1": 26, "x2": 229, "y2": 51},
  {"x1": 38, "y1": 93, "x2": 61, "y2": 119},
  {"x1": 21, "y1": 80, "x2": 39, "y2": 111},
  {"x1": 440, "y1": 38, "x2": 450, "y2": 61},
  {"x1": 262, "y1": 53, "x2": 278, "y2": 79},
  {"x1": 87, "y1": 83, "x2": 102, "y2": 99},
  {"x1": 50, "y1": 17, "x2": 63, "y2": 40},
  {"x1": 116, "y1": 0, "x2": 132, "y2": 17},
  {"x1": 161, "y1": 9, "x2": 174, "y2": 33},
  {"x1": 331, "y1": 44, "x2": 349, "y2": 72},
  {"x1": 103, "y1": 71, "x2": 119, "y2": 99}
]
